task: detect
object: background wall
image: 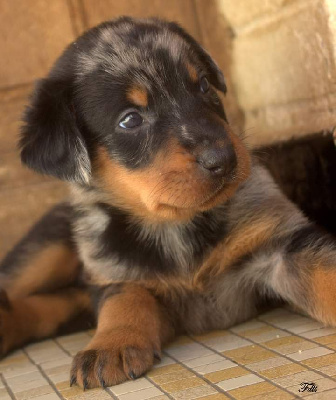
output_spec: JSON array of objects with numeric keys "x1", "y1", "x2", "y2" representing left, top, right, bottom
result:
[
  {"x1": 0, "y1": 0, "x2": 335, "y2": 259},
  {"x1": 220, "y1": 0, "x2": 336, "y2": 146}
]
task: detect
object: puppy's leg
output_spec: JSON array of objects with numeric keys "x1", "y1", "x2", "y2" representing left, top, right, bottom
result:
[
  {"x1": 71, "y1": 283, "x2": 175, "y2": 389},
  {"x1": 263, "y1": 224, "x2": 336, "y2": 325},
  {"x1": 0, "y1": 202, "x2": 80, "y2": 299},
  {"x1": 0, "y1": 202, "x2": 92, "y2": 355},
  {"x1": 0, "y1": 287, "x2": 91, "y2": 355}
]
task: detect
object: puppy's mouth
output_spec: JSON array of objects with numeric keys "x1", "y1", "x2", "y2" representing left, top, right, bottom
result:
[{"x1": 159, "y1": 176, "x2": 229, "y2": 211}]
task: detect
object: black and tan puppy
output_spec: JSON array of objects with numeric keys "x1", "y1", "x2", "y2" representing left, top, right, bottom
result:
[{"x1": 0, "y1": 17, "x2": 335, "y2": 389}]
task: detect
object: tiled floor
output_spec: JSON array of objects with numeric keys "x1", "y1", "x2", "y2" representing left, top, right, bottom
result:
[{"x1": 2, "y1": 307, "x2": 336, "y2": 400}]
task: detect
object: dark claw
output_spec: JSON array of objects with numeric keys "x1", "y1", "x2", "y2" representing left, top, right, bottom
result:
[
  {"x1": 70, "y1": 375, "x2": 77, "y2": 387},
  {"x1": 83, "y1": 377, "x2": 88, "y2": 391},
  {"x1": 154, "y1": 350, "x2": 161, "y2": 361},
  {"x1": 99, "y1": 377, "x2": 106, "y2": 388},
  {"x1": 128, "y1": 370, "x2": 137, "y2": 380}
]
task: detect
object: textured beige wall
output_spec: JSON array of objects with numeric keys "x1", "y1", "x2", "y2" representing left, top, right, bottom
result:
[{"x1": 218, "y1": 0, "x2": 336, "y2": 146}]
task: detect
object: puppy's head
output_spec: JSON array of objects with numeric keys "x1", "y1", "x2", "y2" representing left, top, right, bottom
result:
[{"x1": 20, "y1": 17, "x2": 251, "y2": 222}]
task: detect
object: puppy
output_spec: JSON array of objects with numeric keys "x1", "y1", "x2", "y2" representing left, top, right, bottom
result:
[{"x1": 0, "y1": 17, "x2": 335, "y2": 389}]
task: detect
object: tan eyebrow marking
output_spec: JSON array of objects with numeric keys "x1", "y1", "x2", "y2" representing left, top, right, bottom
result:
[
  {"x1": 127, "y1": 86, "x2": 148, "y2": 107},
  {"x1": 186, "y1": 61, "x2": 198, "y2": 82}
]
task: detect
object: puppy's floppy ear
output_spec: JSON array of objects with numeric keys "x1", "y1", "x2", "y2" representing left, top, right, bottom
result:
[
  {"x1": 20, "y1": 77, "x2": 91, "y2": 184},
  {"x1": 168, "y1": 21, "x2": 227, "y2": 93}
]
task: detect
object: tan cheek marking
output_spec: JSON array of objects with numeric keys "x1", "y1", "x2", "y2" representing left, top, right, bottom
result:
[
  {"x1": 7, "y1": 245, "x2": 79, "y2": 300},
  {"x1": 186, "y1": 62, "x2": 198, "y2": 82},
  {"x1": 127, "y1": 86, "x2": 148, "y2": 107},
  {"x1": 94, "y1": 143, "x2": 197, "y2": 221},
  {"x1": 195, "y1": 217, "x2": 279, "y2": 287}
]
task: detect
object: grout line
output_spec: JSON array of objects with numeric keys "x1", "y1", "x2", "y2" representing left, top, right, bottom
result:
[
  {"x1": 21, "y1": 348, "x2": 65, "y2": 400},
  {"x1": 161, "y1": 350, "x2": 236, "y2": 400},
  {"x1": 66, "y1": 0, "x2": 80, "y2": 38},
  {"x1": 255, "y1": 317, "x2": 336, "y2": 383},
  {"x1": 144, "y1": 375, "x2": 175, "y2": 400},
  {"x1": 78, "y1": 0, "x2": 89, "y2": 31},
  {"x1": 191, "y1": 0, "x2": 204, "y2": 45},
  {"x1": 0, "y1": 82, "x2": 33, "y2": 93},
  {"x1": 190, "y1": 335, "x2": 301, "y2": 399},
  {"x1": 0, "y1": 374, "x2": 15, "y2": 400}
]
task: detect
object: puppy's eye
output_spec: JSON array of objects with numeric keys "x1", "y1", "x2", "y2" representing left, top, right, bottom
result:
[
  {"x1": 200, "y1": 76, "x2": 210, "y2": 93},
  {"x1": 119, "y1": 112, "x2": 143, "y2": 129}
]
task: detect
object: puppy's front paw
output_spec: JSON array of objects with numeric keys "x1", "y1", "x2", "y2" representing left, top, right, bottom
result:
[{"x1": 70, "y1": 328, "x2": 160, "y2": 389}]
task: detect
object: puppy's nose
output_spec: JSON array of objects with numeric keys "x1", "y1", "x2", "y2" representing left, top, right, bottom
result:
[{"x1": 197, "y1": 145, "x2": 237, "y2": 177}]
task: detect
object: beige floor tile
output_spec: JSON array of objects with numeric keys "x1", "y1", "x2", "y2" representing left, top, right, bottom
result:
[
  {"x1": 245, "y1": 330, "x2": 290, "y2": 344},
  {"x1": 148, "y1": 364, "x2": 184, "y2": 378},
  {"x1": 6, "y1": 370, "x2": 44, "y2": 386},
  {"x1": 318, "y1": 363, "x2": 336, "y2": 375},
  {"x1": 248, "y1": 388, "x2": 295, "y2": 399},
  {"x1": 109, "y1": 377, "x2": 153, "y2": 395},
  {"x1": 194, "y1": 360, "x2": 237, "y2": 375},
  {"x1": 202, "y1": 335, "x2": 251, "y2": 352},
  {"x1": 260, "y1": 362, "x2": 307, "y2": 379},
  {"x1": 183, "y1": 354, "x2": 224, "y2": 368},
  {"x1": 197, "y1": 394, "x2": 229, "y2": 400},
  {"x1": 287, "y1": 347, "x2": 333, "y2": 361},
  {"x1": 315, "y1": 334, "x2": 336, "y2": 345},
  {"x1": 151, "y1": 370, "x2": 195, "y2": 385},
  {"x1": 301, "y1": 328, "x2": 336, "y2": 339},
  {"x1": 160, "y1": 377, "x2": 206, "y2": 393},
  {"x1": 1, "y1": 362, "x2": 38, "y2": 379},
  {"x1": 10, "y1": 378, "x2": 49, "y2": 393},
  {"x1": 275, "y1": 340, "x2": 318, "y2": 355},
  {"x1": 81, "y1": 0, "x2": 201, "y2": 40},
  {"x1": 0, "y1": 0, "x2": 75, "y2": 87},
  {"x1": 152, "y1": 356, "x2": 175, "y2": 370},
  {"x1": 0, "y1": 388, "x2": 11, "y2": 400},
  {"x1": 223, "y1": 345, "x2": 278, "y2": 364},
  {"x1": 264, "y1": 335, "x2": 304, "y2": 349},
  {"x1": 289, "y1": 322, "x2": 325, "y2": 335},
  {"x1": 288, "y1": 377, "x2": 336, "y2": 397},
  {"x1": 217, "y1": 373, "x2": 264, "y2": 391},
  {"x1": 307, "y1": 389, "x2": 336, "y2": 399},
  {"x1": 165, "y1": 343, "x2": 213, "y2": 361},
  {"x1": 273, "y1": 370, "x2": 323, "y2": 388},
  {"x1": 171, "y1": 385, "x2": 216, "y2": 400},
  {"x1": 246, "y1": 355, "x2": 291, "y2": 372},
  {"x1": 301, "y1": 353, "x2": 336, "y2": 368},
  {"x1": 33, "y1": 393, "x2": 61, "y2": 400},
  {"x1": 204, "y1": 366, "x2": 249, "y2": 383},
  {"x1": 118, "y1": 386, "x2": 164, "y2": 400},
  {"x1": 193, "y1": 331, "x2": 230, "y2": 342},
  {"x1": 230, "y1": 320, "x2": 267, "y2": 333},
  {"x1": 228, "y1": 381, "x2": 278, "y2": 399}
]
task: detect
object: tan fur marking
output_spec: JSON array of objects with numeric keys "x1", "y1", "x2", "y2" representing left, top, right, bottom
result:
[
  {"x1": 0, "y1": 289, "x2": 91, "y2": 354},
  {"x1": 127, "y1": 86, "x2": 148, "y2": 107},
  {"x1": 7, "y1": 244, "x2": 79, "y2": 300},
  {"x1": 195, "y1": 217, "x2": 280, "y2": 287},
  {"x1": 313, "y1": 268, "x2": 336, "y2": 325},
  {"x1": 186, "y1": 62, "x2": 198, "y2": 82}
]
